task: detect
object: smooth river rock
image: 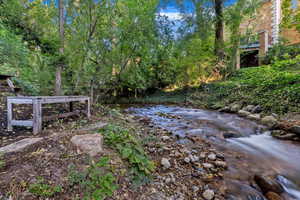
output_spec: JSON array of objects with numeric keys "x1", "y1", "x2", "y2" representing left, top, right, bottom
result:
[
  {"x1": 238, "y1": 110, "x2": 251, "y2": 117},
  {"x1": 265, "y1": 192, "x2": 283, "y2": 200},
  {"x1": 254, "y1": 175, "x2": 284, "y2": 194},
  {"x1": 0, "y1": 138, "x2": 43, "y2": 154},
  {"x1": 202, "y1": 189, "x2": 215, "y2": 200},
  {"x1": 161, "y1": 158, "x2": 171, "y2": 169},
  {"x1": 71, "y1": 134, "x2": 103, "y2": 156},
  {"x1": 243, "y1": 105, "x2": 255, "y2": 112},
  {"x1": 261, "y1": 116, "x2": 278, "y2": 128}
]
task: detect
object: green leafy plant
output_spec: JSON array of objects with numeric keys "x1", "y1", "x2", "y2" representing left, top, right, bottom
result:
[
  {"x1": 68, "y1": 157, "x2": 118, "y2": 200},
  {"x1": 101, "y1": 125, "x2": 155, "y2": 185},
  {"x1": 28, "y1": 178, "x2": 62, "y2": 198}
]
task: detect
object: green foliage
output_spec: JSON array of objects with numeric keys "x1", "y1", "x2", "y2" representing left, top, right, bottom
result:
[
  {"x1": 281, "y1": 0, "x2": 300, "y2": 33},
  {"x1": 191, "y1": 57, "x2": 300, "y2": 114},
  {"x1": 264, "y1": 42, "x2": 300, "y2": 64},
  {"x1": 101, "y1": 125, "x2": 155, "y2": 185},
  {"x1": 68, "y1": 157, "x2": 118, "y2": 200},
  {"x1": 28, "y1": 178, "x2": 62, "y2": 198}
]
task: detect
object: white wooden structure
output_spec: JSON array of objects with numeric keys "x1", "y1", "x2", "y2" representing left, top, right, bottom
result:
[{"x1": 7, "y1": 96, "x2": 91, "y2": 134}]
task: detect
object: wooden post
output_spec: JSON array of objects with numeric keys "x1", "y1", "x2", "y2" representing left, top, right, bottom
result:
[
  {"x1": 7, "y1": 99, "x2": 13, "y2": 131},
  {"x1": 69, "y1": 102, "x2": 73, "y2": 112},
  {"x1": 33, "y1": 99, "x2": 42, "y2": 134},
  {"x1": 87, "y1": 98, "x2": 91, "y2": 119}
]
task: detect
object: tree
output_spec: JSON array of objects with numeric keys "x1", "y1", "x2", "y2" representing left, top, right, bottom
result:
[
  {"x1": 55, "y1": 0, "x2": 64, "y2": 95},
  {"x1": 214, "y1": 0, "x2": 224, "y2": 60}
]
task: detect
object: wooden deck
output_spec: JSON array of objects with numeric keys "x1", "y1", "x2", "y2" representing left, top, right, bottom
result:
[{"x1": 7, "y1": 96, "x2": 91, "y2": 134}]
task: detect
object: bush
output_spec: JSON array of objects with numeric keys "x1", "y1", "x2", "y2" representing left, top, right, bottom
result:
[{"x1": 264, "y1": 41, "x2": 300, "y2": 64}]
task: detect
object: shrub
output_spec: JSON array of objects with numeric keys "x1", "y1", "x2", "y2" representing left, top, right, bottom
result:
[{"x1": 101, "y1": 125, "x2": 155, "y2": 185}]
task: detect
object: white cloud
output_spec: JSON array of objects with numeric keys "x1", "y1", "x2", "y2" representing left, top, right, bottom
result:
[{"x1": 157, "y1": 12, "x2": 183, "y2": 20}]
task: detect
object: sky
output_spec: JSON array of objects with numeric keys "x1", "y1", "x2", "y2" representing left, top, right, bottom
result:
[
  {"x1": 158, "y1": 0, "x2": 237, "y2": 20},
  {"x1": 157, "y1": 0, "x2": 237, "y2": 37}
]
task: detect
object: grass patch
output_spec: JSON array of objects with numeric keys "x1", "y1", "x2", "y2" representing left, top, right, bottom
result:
[
  {"x1": 189, "y1": 56, "x2": 300, "y2": 114},
  {"x1": 28, "y1": 178, "x2": 62, "y2": 198}
]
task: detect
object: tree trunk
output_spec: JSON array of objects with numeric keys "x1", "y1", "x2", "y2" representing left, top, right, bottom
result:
[
  {"x1": 214, "y1": 0, "x2": 225, "y2": 60},
  {"x1": 55, "y1": 0, "x2": 64, "y2": 95}
]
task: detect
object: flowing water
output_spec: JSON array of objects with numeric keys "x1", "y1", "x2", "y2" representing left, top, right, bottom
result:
[{"x1": 127, "y1": 105, "x2": 300, "y2": 199}]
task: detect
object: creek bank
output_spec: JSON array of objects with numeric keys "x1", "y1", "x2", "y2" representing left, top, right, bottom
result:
[{"x1": 217, "y1": 103, "x2": 300, "y2": 142}]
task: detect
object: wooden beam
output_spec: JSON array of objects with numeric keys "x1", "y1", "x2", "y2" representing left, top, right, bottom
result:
[{"x1": 11, "y1": 120, "x2": 33, "y2": 127}]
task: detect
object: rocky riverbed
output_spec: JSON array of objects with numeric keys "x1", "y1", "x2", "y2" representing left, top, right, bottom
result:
[
  {"x1": 1, "y1": 102, "x2": 300, "y2": 199},
  {"x1": 128, "y1": 105, "x2": 300, "y2": 200}
]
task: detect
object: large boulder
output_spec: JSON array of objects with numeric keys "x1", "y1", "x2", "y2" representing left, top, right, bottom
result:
[
  {"x1": 71, "y1": 134, "x2": 103, "y2": 156},
  {"x1": 0, "y1": 138, "x2": 43, "y2": 154},
  {"x1": 261, "y1": 116, "x2": 278, "y2": 128}
]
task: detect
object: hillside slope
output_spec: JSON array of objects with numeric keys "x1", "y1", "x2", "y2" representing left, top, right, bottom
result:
[{"x1": 190, "y1": 56, "x2": 300, "y2": 114}]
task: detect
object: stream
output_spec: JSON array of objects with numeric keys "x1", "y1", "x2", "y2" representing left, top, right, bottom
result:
[{"x1": 127, "y1": 105, "x2": 300, "y2": 199}]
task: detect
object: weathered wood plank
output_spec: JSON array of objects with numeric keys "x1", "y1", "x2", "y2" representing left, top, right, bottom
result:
[
  {"x1": 11, "y1": 120, "x2": 33, "y2": 127},
  {"x1": 33, "y1": 99, "x2": 42, "y2": 134},
  {"x1": 9, "y1": 99, "x2": 33, "y2": 104},
  {"x1": 7, "y1": 100, "x2": 12, "y2": 131}
]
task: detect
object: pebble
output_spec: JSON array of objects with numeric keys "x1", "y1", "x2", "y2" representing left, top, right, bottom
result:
[
  {"x1": 215, "y1": 161, "x2": 227, "y2": 168},
  {"x1": 184, "y1": 157, "x2": 191, "y2": 163},
  {"x1": 192, "y1": 186, "x2": 200, "y2": 193},
  {"x1": 203, "y1": 163, "x2": 214, "y2": 169},
  {"x1": 161, "y1": 158, "x2": 171, "y2": 169},
  {"x1": 162, "y1": 136, "x2": 170, "y2": 141},
  {"x1": 202, "y1": 189, "x2": 215, "y2": 200},
  {"x1": 190, "y1": 155, "x2": 199, "y2": 162},
  {"x1": 200, "y1": 152, "x2": 206, "y2": 159},
  {"x1": 208, "y1": 153, "x2": 216, "y2": 161}
]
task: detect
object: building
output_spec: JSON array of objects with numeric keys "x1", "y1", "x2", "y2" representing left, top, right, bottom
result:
[{"x1": 238, "y1": 0, "x2": 300, "y2": 68}]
